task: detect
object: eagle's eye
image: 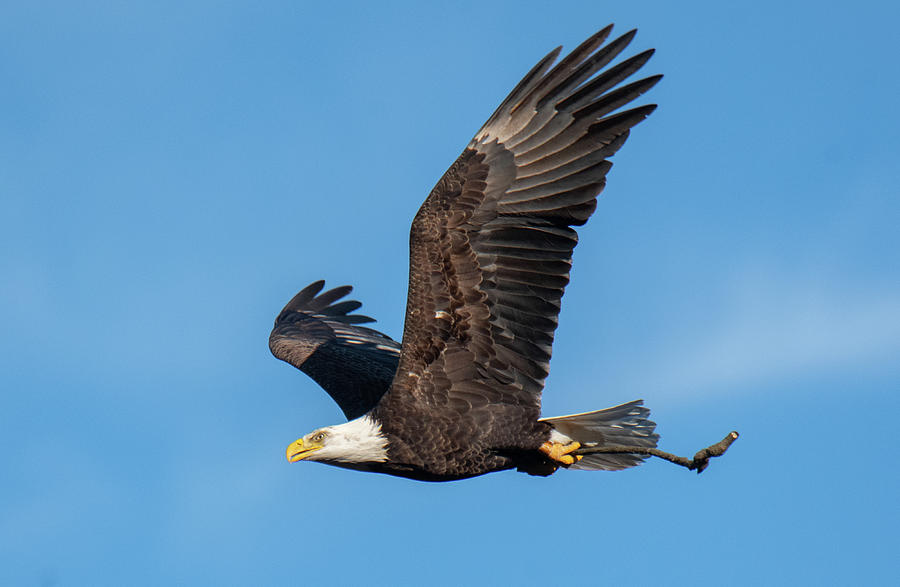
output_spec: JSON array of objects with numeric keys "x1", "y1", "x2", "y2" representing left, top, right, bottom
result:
[{"x1": 312, "y1": 432, "x2": 327, "y2": 442}]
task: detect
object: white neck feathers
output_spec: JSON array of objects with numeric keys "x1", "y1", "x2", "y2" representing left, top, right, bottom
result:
[{"x1": 319, "y1": 416, "x2": 389, "y2": 464}]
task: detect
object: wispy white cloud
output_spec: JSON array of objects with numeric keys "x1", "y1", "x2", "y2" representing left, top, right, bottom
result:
[{"x1": 647, "y1": 279, "x2": 900, "y2": 399}]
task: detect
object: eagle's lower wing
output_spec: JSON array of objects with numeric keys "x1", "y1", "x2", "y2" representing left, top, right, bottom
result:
[
  {"x1": 269, "y1": 280, "x2": 401, "y2": 420},
  {"x1": 385, "y1": 26, "x2": 659, "y2": 416}
]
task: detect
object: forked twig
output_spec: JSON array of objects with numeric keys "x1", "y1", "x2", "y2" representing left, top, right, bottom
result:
[{"x1": 575, "y1": 431, "x2": 740, "y2": 474}]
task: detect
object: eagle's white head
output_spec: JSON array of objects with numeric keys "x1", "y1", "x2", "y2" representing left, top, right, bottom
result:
[{"x1": 286, "y1": 415, "x2": 388, "y2": 464}]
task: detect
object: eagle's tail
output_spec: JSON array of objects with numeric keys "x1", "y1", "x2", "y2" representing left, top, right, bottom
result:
[{"x1": 540, "y1": 400, "x2": 659, "y2": 471}]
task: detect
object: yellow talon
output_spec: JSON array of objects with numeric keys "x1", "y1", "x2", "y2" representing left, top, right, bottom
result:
[
  {"x1": 540, "y1": 441, "x2": 583, "y2": 465},
  {"x1": 559, "y1": 454, "x2": 583, "y2": 465}
]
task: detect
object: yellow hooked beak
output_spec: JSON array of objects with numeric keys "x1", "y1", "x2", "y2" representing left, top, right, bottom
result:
[{"x1": 285, "y1": 438, "x2": 324, "y2": 462}]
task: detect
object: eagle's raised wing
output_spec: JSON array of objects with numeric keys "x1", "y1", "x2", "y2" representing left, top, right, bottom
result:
[
  {"x1": 381, "y1": 26, "x2": 659, "y2": 423},
  {"x1": 269, "y1": 280, "x2": 401, "y2": 420}
]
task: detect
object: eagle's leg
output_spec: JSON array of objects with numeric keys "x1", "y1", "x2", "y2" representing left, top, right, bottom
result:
[{"x1": 539, "y1": 441, "x2": 583, "y2": 465}]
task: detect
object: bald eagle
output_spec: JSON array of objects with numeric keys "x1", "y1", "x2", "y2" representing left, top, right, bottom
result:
[{"x1": 270, "y1": 25, "x2": 664, "y2": 481}]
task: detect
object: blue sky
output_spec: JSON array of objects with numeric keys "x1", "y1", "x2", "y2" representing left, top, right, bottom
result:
[{"x1": 2, "y1": 1, "x2": 898, "y2": 585}]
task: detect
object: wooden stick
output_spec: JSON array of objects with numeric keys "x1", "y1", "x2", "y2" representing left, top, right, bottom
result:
[{"x1": 574, "y1": 431, "x2": 740, "y2": 474}]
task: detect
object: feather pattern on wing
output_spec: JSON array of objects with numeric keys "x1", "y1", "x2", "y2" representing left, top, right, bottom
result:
[
  {"x1": 374, "y1": 26, "x2": 660, "y2": 460},
  {"x1": 269, "y1": 280, "x2": 400, "y2": 420}
]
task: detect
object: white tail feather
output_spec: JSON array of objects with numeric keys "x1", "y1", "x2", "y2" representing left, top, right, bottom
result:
[{"x1": 540, "y1": 400, "x2": 659, "y2": 471}]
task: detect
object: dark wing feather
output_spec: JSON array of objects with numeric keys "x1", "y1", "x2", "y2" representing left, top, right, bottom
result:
[
  {"x1": 269, "y1": 280, "x2": 400, "y2": 420},
  {"x1": 379, "y1": 26, "x2": 659, "y2": 433}
]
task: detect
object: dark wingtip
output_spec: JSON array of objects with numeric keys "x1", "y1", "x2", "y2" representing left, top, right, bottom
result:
[
  {"x1": 549, "y1": 45, "x2": 564, "y2": 63},
  {"x1": 279, "y1": 280, "x2": 325, "y2": 314},
  {"x1": 297, "y1": 280, "x2": 325, "y2": 302},
  {"x1": 326, "y1": 300, "x2": 363, "y2": 316},
  {"x1": 342, "y1": 314, "x2": 377, "y2": 324},
  {"x1": 307, "y1": 285, "x2": 354, "y2": 311},
  {"x1": 276, "y1": 280, "x2": 380, "y2": 324},
  {"x1": 638, "y1": 47, "x2": 656, "y2": 60},
  {"x1": 579, "y1": 25, "x2": 615, "y2": 53},
  {"x1": 606, "y1": 28, "x2": 639, "y2": 63}
]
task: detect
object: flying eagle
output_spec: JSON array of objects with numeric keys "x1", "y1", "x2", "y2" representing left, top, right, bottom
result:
[{"x1": 270, "y1": 26, "x2": 666, "y2": 481}]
